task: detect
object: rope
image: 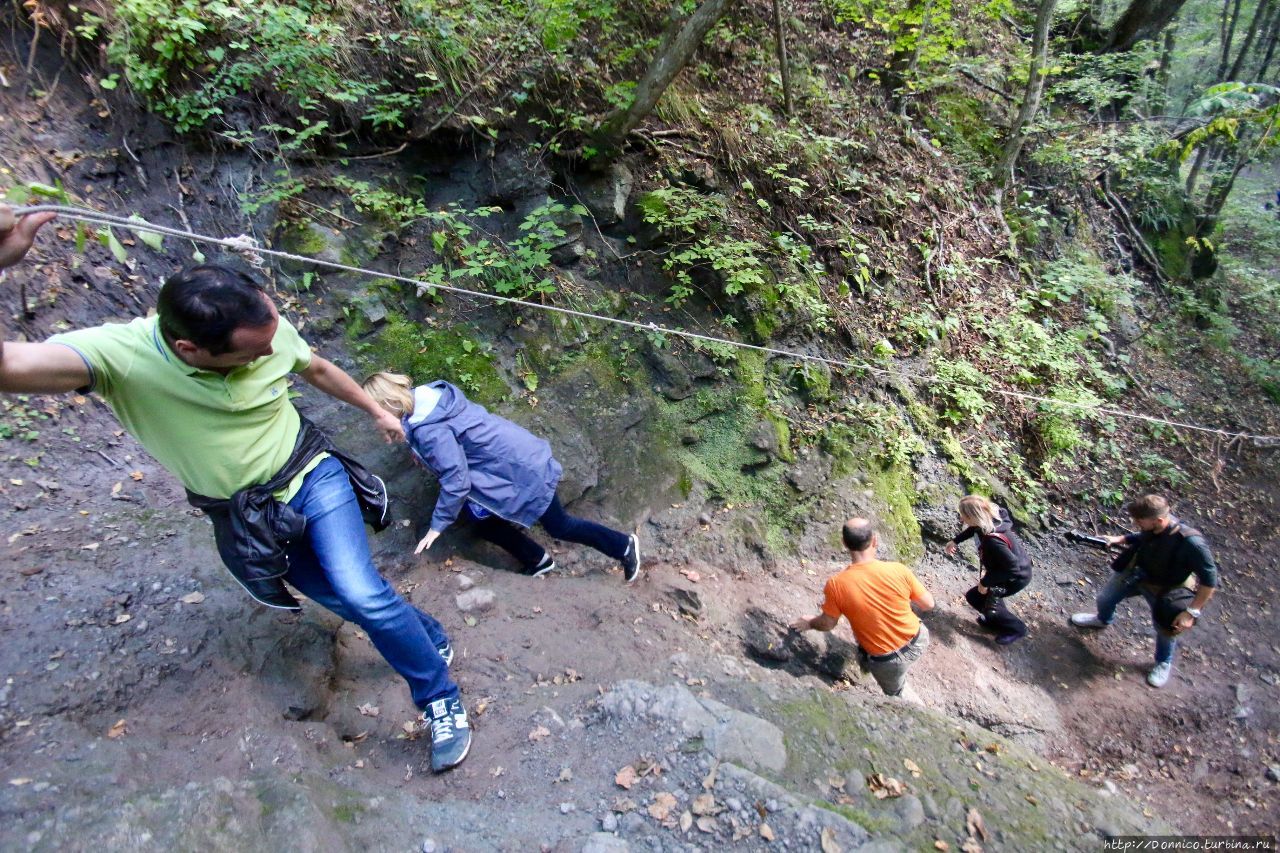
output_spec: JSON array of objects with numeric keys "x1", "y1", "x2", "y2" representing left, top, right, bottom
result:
[{"x1": 12, "y1": 203, "x2": 1280, "y2": 446}]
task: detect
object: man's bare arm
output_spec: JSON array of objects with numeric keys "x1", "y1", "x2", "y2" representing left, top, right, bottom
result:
[
  {"x1": 911, "y1": 588, "x2": 935, "y2": 612},
  {"x1": 791, "y1": 613, "x2": 839, "y2": 632},
  {"x1": 298, "y1": 354, "x2": 404, "y2": 443},
  {"x1": 0, "y1": 342, "x2": 91, "y2": 393},
  {"x1": 0, "y1": 207, "x2": 85, "y2": 394}
]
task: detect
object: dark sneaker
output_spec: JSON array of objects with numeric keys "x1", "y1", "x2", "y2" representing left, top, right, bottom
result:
[
  {"x1": 1070, "y1": 613, "x2": 1108, "y2": 629},
  {"x1": 424, "y1": 696, "x2": 471, "y2": 773},
  {"x1": 994, "y1": 633, "x2": 1022, "y2": 646},
  {"x1": 621, "y1": 534, "x2": 641, "y2": 584},
  {"x1": 527, "y1": 553, "x2": 557, "y2": 577},
  {"x1": 436, "y1": 642, "x2": 454, "y2": 668}
]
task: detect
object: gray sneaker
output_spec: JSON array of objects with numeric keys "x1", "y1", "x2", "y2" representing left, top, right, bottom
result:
[
  {"x1": 1070, "y1": 613, "x2": 1108, "y2": 629},
  {"x1": 424, "y1": 696, "x2": 472, "y2": 773},
  {"x1": 1147, "y1": 661, "x2": 1173, "y2": 688}
]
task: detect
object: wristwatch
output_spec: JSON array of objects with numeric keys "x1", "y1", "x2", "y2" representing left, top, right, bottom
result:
[{"x1": 1185, "y1": 608, "x2": 1202, "y2": 619}]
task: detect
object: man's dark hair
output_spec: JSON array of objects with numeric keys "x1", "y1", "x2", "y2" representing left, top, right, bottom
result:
[
  {"x1": 842, "y1": 518, "x2": 875, "y2": 552},
  {"x1": 157, "y1": 265, "x2": 272, "y2": 355},
  {"x1": 1127, "y1": 494, "x2": 1171, "y2": 521}
]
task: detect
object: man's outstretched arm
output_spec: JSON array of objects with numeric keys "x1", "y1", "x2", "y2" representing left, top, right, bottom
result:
[
  {"x1": 298, "y1": 355, "x2": 404, "y2": 443},
  {"x1": 0, "y1": 206, "x2": 91, "y2": 394}
]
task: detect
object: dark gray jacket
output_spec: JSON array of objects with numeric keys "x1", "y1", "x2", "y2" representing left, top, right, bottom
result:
[
  {"x1": 187, "y1": 417, "x2": 389, "y2": 610},
  {"x1": 404, "y1": 381, "x2": 562, "y2": 532}
]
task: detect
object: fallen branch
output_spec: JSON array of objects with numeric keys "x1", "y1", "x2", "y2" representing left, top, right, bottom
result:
[{"x1": 1099, "y1": 173, "x2": 1167, "y2": 286}]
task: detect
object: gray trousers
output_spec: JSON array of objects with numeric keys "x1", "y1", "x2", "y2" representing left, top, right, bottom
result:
[{"x1": 858, "y1": 623, "x2": 930, "y2": 696}]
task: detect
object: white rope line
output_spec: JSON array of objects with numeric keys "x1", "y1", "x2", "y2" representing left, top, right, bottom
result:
[{"x1": 13, "y1": 203, "x2": 1280, "y2": 445}]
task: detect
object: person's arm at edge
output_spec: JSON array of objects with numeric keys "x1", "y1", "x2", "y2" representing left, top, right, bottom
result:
[
  {"x1": 791, "y1": 613, "x2": 839, "y2": 632},
  {"x1": 0, "y1": 207, "x2": 90, "y2": 394},
  {"x1": 298, "y1": 354, "x2": 403, "y2": 443}
]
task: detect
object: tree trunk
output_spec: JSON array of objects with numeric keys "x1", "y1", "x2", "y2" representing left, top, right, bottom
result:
[
  {"x1": 1100, "y1": 0, "x2": 1191, "y2": 52},
  {"x1": 998, "y1": 0, "x2": 1058, "y2": 187},
  {"x1": 1185, "y1": 144, "x2": 1210, "y2": 196},
  {"x1": 772, "y1": 0, "x2": 793, "y2": 115},
  {"x1": 1218, "y1": 0, "x2": 1245, "y2": 79},
  {"x1": 594, "y1": 0, "x2": 735, "y2": 153},
  {"x1": 1227, "y1": 0, "x2": 1274, "y2": 80},
  {"x1": 897, "y1": 0, "x2": 936, "y2": 116},
  {"x1": 1255, "y1": 10, "x2": 1280, "y2": 77},
  {"x1": 1154, "y1": 29, "x2": 1176, "y2": 113}
]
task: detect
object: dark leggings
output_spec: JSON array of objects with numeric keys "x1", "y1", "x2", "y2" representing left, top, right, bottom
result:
[
  {"x1": 965, "y1": 576, "x2": 1030, "y2": 640},
  {"x1": 469, "y1": 494, "x2": 630, "y2": 571}
]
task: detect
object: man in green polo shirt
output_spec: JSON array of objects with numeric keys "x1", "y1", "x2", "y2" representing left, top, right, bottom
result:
[{"x1": 0, "y1": 206, "x2": 471, "y2": 772}]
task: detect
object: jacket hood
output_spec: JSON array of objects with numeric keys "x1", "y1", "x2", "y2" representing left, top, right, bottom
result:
[{"x1": 412, "y1": 381, "x2": 468, "y2": 426}]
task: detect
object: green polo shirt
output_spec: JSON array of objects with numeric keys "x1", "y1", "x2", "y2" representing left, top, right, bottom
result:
[{"x1": 49, "y1": 315, "x2": 324, "y2": 500}]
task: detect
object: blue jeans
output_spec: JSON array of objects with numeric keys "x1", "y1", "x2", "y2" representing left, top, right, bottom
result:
[
  {"x1": 285, "y1": 456, "x2": 457, "y2": 709},
  {"x1": 1096, "y1": 567, "x2": 1177, "y2": 665},
  {"x1": 469, "y1": 494, "x2": 630, "y2": 571}
]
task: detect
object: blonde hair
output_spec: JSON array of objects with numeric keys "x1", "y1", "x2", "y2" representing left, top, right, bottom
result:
[
  {"x1": 957, "y1": 494, "x2": 1001, "y2": 534},
  {"x1": 361, "y1": 371, "x2": 415, "y2": 417}
]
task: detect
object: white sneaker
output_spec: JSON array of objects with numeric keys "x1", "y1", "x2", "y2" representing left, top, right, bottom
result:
[
  {"x1": 1147, "y1": 661, "x2": 1173, "y2": 688},
  {"x1": 1070, "y1": 613, "x2": 1108, "y2": 629}
]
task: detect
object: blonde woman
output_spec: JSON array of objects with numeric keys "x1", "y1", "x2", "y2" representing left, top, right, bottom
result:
[
  {"x1": 944, "y1": 495, "x2": 1033, "y2": 645},
  {"x1": 362, "y1": 372, "x2": 641, "y2": 583}
]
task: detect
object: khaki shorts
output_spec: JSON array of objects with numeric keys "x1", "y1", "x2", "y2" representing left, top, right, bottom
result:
[{"x1": 858, "y1": 623, "x2": 930, "y2": 696}]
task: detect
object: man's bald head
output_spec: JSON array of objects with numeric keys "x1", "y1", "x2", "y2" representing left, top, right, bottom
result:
[{"x1": 842, "y1": 518, "x2": 876, "y2": 553}]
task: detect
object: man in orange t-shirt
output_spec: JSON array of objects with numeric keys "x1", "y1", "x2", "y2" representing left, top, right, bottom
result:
[{"x1": 791, "y1": 518, "x2": 934, "y2": 696}]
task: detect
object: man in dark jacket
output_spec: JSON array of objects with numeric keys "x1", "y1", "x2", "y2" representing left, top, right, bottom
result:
[
  {"x1": 1071, "y1": 493, "x2": 1218, "y2": 688},
  {"x1": 0, "y1": 207, "x2": 471, "y2": 772}
]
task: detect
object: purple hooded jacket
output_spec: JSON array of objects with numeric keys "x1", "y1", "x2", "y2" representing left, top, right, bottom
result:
[{"x1": 404, "y1": 381, "x2": 562, "y2": 532}]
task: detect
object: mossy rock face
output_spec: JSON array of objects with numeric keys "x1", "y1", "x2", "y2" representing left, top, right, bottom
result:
[
  {"x1": 275, "y1": 222, "x2": 347, "y2": 278},
  {"x1": 768, "y1": 688, "x2": 1174, "y2": 847},
  {"x1": 351, "y1": 315, "x2": 507, "y2": 407},
  {"x1": 865, "y1": 463, "x2": 923, "y2": 562}
]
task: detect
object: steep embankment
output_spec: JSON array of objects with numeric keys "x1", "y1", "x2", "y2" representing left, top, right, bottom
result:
[{"x1": 2, "y1": 1, "x2": 1279, "y2": 847}]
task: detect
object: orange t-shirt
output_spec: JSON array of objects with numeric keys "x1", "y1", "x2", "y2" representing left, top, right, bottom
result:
[{"x1": 820, "y1": 559, "x2": 926, "y2": 656}]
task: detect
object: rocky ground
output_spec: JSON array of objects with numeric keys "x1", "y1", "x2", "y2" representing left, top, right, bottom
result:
[{"x1": 2, "y1": 20, "x2": 1279, "y2": 852}]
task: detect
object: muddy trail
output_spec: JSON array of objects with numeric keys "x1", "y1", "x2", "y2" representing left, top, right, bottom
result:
[{"x1": 3, "y1": 25, "x2": 1280, "y2": 852}]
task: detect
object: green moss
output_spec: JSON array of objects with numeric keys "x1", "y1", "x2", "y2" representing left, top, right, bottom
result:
[
  {"x1": 330, "y1": 801, "x2": 365, "y2": 824},
  {"x1": 277, "y1": 222, "x2": 332, "y2": 257},
  {"x1": 813, "y1": 800, "x2": 898, "y2": 835},
  {"x1": 865, "y1": 463, "x2": 923, "y2": 561},
  {"x1": 1151, "y1": 228, "x2": 1190, "y2": 280},
  {"x1": 922, "y1": 93, "x2": 1001, "y2": 170},
  {"x1": 352, "y1": 314, "x2": 507, "y2": 407}
]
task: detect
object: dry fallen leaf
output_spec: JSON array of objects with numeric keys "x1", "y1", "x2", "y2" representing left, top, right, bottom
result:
[
  {"x1": 557, "y1": 767, "x2": 572, "y2": 783},
  {"x1": 113, "y1": 613, "x2": 132, "y2": 625},
  {"x1": 934, "y1": 841, "x2": 950, "y2": 851},
  {"x1": 760, "y1": 822, "x2": 775, "y2": 842},
  {"x1": 1024, "y1": 794, "x2": 1039, "y2": 806},
  {"x1": 527, "y1": 725, "x2": 551, "y2": 742},
  {"x1": 966, "y1": 807, "x2": 988, "y2": 841},
  {"x1": 691, "y1": 793, "x2": 718, "y2": 815},
  {"x1": 679, "y1": 811, "x2": 693, "y2": 832},
  {"x1": 680, "y1": 569, "x2": 701, "y2": 583},
  {"x1": 820, "y1": 826, "x2": 842, "y2": 853},
  {"x1": 612, "y1": 797, "x2": 637, "y2": 813},
  {"x1": 129, "y1": 471, "x2": 144, "y2": 481},
  {"x1": 904, "y1": 758, "x2": 922, "y2": 778},
  {"x1": 648, "y1": 792, "x2": 677, "y2": 822},
  {"x1": 490, "y1": 766, "x2": 505, "y2": 777},
  {"x1": 107, "y1": 719, "x2": 127, "y2": 739},
  {"x1": 696, "y1": 815, "x2": 717, "y2": 833},
  {"x1": 961, "y1": 841, "x2": 983, "y2": 853},
  {"x1": 358, "y1": 703, "x2": 380, "y2": 717},
  {"x1": 8, "y1": 778, "x2": 32, "y2": 786},
  {"x1": 615, "y1": 765, "x2": 639, "y2": 789},
  {"x1": 111, "y1": 482, "x2": 121, "y2": 495},
  {"x1": 180, "y1": 592, "x2": 205, "y2": 605},
  {"x1": 867, "y1": 773, "x2": 905, "y2": 799}
]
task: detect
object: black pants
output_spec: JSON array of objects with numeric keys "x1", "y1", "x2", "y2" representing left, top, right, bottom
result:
[
  {"x1": 965, "y1": 576, "x2": 1029, "y2": 640},
  {"x1": 468, "y1": 495, "x2": 629, "y2": 571}
]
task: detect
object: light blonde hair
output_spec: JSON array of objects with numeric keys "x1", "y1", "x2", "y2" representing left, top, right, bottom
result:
[
  {"x1": 361, "y1": 371, "x2": 415, "y2": 417},
  {"x1": 957, "y1": 494, "x2": 1001, "y2": 534}
]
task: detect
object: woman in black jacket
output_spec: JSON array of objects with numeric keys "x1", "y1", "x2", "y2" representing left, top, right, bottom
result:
[{"x1": 944, "y1": 495, "x2": 1033, "y2": 645}]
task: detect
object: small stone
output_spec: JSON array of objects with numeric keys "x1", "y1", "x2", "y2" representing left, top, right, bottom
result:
[
  {"x1": 458, "y1": 574, "x2": 476, "y2": 591},
  {"x1": 601, "y1": 813, "x2": 619, "y2": 832},
  {"x1": 895, "y1": 794, "x2": 925, "y2": 830},
  {"x1": 1266, "y1": 765, "x2": 1280, "y2": 782},
  {"x1": 561, "y1": 802, "x2": 577, "y2": 814},
  {"x1": 698, "y1": 513, "x2": 713, "y2": 526},
  {"x1": 456, "y1": 588, "x2": 496, "y2": 613},
  {"x1": 422, "y1": 840, "x2": 438, "y2": 853},
  {"x1": 620, "y1": 812, "x2": 646, "y2": 833}
]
